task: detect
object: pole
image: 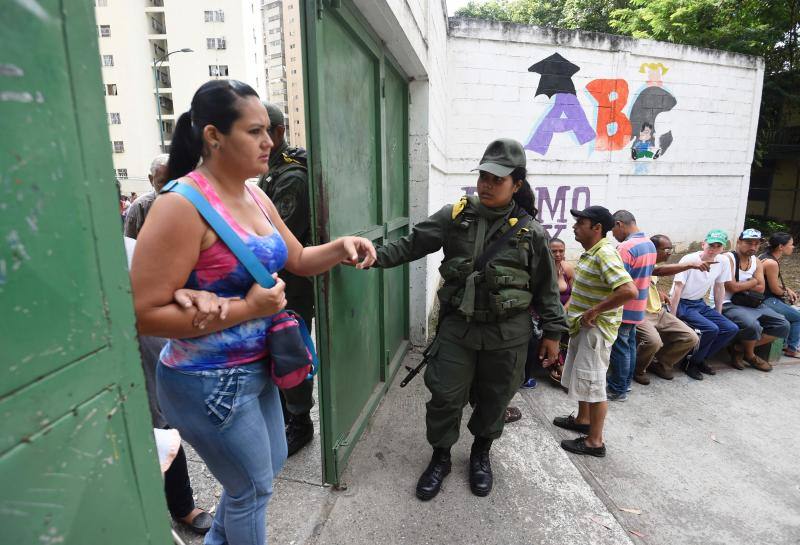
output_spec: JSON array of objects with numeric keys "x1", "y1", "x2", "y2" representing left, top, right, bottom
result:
[
  {"x1": 154, "y1": 58, "x2": 164, "y2": 151},
  {"x1": 153, "y1": 48, "x2": 192, "y2": 152}
]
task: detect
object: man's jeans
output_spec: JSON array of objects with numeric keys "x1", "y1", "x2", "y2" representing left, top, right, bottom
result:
[
  {"x1": 157, "y1": 362, "x2": 287, "y2": 545},
  {"x1": 763, "y1": 296, "x2": 800, "y2": 351},
  {"x1": 607, "y1": 323, "x2": 637, "y2": 396},
  {"x1": 676, "y1": 299, "x2": 739, "y2": 364}
]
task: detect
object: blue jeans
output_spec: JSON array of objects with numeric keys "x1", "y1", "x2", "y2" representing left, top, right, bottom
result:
[
  {"x1": 676, "y1": 299, "x2": 739, "y2": 364},
  {"x1": 607, "y1": 323, "x2": 637, "y2": 395},
  {"x1": 157, "y1": 362, "x2": 287, "y2": 545},
  {"x1": 763, "y1": 296, "x2": 800, "y2": 351}
]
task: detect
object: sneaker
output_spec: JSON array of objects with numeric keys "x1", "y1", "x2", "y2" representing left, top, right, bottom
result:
[
  {"x1": 744, "y1": 354, "x2": 772, "y2": 372},
  {"x1": 553, "y1": 414, "x2": 590, "y2": 434},
  {"x1": 561, "y1": 436, "x2": 606, "y2": 457},
  {"x1": 520, "y1": 378, "x2": 537, "y2": 389},
  {"x1": 607, "y1": 391, "x2": 628, "y2": 402}
]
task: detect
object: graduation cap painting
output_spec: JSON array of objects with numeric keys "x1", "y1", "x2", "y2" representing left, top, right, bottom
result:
[
  {"x1": 528, "y1": 53, "x2": 579, "y2": 98},
  {"x1": 525, "y1": 52, "x2": 595, "y2": 155}
]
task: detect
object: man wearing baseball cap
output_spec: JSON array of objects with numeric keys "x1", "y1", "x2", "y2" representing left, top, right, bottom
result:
[
  {"x1": 718, "y1": 229, "x2": 789, "y2": 372},
  {"x1": 551, "y1": 206, "x2": 637, "y2": 457},
  {"x1": 669, "y1": 229, "x2": 739, "y2": 379}
]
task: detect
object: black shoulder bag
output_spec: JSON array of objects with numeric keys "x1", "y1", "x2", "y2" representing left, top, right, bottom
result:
[{"x1": 730, "y1": 252, "x2": 765, "y2": 308}]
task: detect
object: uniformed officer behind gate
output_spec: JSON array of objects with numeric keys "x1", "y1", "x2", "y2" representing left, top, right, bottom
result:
[
  {"x1": 372, "y1": 139, "x2": 567, "y2": 500},
  {"x1": 257, "y1": 102, "x2": 316, "y2": 457}
]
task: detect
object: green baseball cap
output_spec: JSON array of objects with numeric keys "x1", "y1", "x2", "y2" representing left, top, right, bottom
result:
[
  {"x1": 705, "y1": 229, "x2": 728, "y2": 245},
  {"x1": 473, "y1": 138, "x2": 527, "y2": 177}
]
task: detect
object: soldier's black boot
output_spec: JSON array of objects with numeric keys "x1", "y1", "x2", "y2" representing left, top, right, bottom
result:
[
  {"x1": 415, "y1": 447, "x2": 451, "y2": 501},
  {"x1": 285, "y1": 412, "x2": 314, "y2": 457},
  {"x1": 469, "y1": 437, "x2": 493, "y2": 497}
]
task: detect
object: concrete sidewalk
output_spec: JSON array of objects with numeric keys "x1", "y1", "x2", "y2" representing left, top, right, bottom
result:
[{"x1": 177, "y1": 351, "x2": 800, "y2": 545}]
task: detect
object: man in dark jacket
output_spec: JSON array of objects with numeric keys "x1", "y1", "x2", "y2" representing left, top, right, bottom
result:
[{"x1": 258, "y1": 102, "x2": 316, "y2": 456}]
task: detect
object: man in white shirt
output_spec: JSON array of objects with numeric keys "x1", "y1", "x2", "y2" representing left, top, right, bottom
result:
[
  {"x1": 669, "y1": 229, "x2": 739, "y2": 380},
  {"x1": 718, "y1": 229, "x2": 789, "y2": 372}
]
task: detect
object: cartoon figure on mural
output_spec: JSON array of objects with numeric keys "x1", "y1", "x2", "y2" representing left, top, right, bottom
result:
[
  {"x1": 524, "y1": 54, "x2": 677, "y2": 168},
  {"x1": 628, "y1": 63, "x2": 676, "y2": 161},
  {"x1": 631, "y1": 122, "x2": 659, "y2": 160}
]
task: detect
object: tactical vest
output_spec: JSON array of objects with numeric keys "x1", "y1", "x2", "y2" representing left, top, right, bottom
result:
[{"x1": 437, "y1": 196, "x2": 533, "y2": 323}]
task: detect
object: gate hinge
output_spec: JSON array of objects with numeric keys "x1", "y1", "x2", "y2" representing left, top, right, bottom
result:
[{"x1": 381, "y1": 77, "x2": 386, "y2": 98}]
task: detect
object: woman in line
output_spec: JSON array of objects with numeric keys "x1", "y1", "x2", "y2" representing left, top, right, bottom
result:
[
  {"x1": 131, "y1": 79, "x2": 375, "y2": 545},
  {"x1": 759, "y1": 232, "x2": 800, "y2": 358},
  {"x1": 542, "y1": 237, "x2": 573, "y2": 387},
  {"x1": 371, "y1": 138, "x2": 567, "y2": 501}
]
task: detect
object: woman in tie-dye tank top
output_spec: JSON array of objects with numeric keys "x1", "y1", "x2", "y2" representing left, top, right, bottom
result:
[{"x1": 131, "y1": 80, "x2": 376, "y2": 545}]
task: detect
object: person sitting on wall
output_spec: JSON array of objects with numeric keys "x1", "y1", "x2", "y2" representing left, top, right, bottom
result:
[
  {"x1": 718, "y1": 229, "x2": 790, "y2": 372},
  {"x1": 759, "y1": 232, "x2": 800, "y2": 358},
  {"x1": 633, "y1": 235, "x2": 702, "y2": 383},
  {"x1": 668, "y1": 229, "x2": 739, "y2": 380}
]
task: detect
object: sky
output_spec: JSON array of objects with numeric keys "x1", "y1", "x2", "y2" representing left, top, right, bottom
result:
[{"x1": 447, "y1": 0, "x2": 473, "y2": 15}]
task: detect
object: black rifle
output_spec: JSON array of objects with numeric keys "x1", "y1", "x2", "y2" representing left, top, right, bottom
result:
[{"x1": 400, "y1": 336, "x2": 437, "y2": 388}]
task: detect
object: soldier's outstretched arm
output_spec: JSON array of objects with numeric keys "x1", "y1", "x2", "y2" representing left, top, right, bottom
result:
[
  {"x1": 527, "y1": 228, "x2": 568, "y2": 340},
  {"x1": 374, "y1": 205, "x2": 451, "y2": 268}
]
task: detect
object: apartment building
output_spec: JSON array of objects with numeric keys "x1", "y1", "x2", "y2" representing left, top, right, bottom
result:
[
  {"x1": 94, "y1": 0, "x2": 266, "y2": 194},
  {"x1": 260, "y1": 0, "x2": 306, "y2": 147}
]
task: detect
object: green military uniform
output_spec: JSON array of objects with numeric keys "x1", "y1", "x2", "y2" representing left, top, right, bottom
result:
[
  {"x1": 376, "y1": 195, "x2": 567, "y2": 448},
  {"x1": 258, "y1": 140, "x2": 315, "y2": 415}
]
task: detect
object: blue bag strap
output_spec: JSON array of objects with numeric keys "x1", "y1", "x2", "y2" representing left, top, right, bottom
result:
[{"x1": 161, "y1": 180, "x2": 276, "y2": 288}]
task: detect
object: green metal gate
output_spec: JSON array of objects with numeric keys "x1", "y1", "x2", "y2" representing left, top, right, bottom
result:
[
  {"x1": 1, "y1": 2, "x2": 170, "y2": 543},
  {"x1": 302, "y1": 0, "x2": 410, "y2": 485}
]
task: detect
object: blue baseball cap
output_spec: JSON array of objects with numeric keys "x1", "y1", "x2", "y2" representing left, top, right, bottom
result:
[{"x1": 739, "y1": 228, "x2": 762, "y2": 240}]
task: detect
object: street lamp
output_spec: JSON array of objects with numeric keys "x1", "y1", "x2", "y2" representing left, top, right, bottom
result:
[{"x1": 153, "y1": 47, "x2": 193, "y2": 151}]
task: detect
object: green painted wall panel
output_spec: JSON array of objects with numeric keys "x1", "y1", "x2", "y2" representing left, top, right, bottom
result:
[
  {"x1": 1, "y1": 1, "x2": 172, "y2": 542},
  {"x1": 303, "y1": 0, "x2": 410, "y2": 484}
]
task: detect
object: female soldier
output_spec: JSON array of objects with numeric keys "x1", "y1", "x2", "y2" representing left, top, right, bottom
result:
[{"x1": 373, "y1": 138, "x2": 567, "y2": 500}]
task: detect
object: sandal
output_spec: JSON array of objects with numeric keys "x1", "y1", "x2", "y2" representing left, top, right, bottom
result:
[
  {"x1": 784, "y1": 348, "x2": 800, "y2": 359},
  {"x1": 503, "y1": 406, "x2": 522, "y2": 424},
  {"x1": 548, "y1": 365, "x2": 563, "y2": 387}
]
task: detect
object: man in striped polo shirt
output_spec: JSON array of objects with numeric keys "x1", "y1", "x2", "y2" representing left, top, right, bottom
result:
[
  {"x1": 552, "y1": 206, "x2": 637, "y2": 457},
  {"x1": 606, "y1": 210, "x2": 657, "y2": 400}
]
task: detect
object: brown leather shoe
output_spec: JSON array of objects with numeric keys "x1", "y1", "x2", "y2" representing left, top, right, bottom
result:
[
  {"x1": 634, "y1": 372, "x2": 650, "y2": 385},
  {"x1": 728, "y1": 345, "x2": 745, "y2": 370},
  {"x1": 744, "y1": 354, "x2": 772, "y2": 372},
  {"x1": 649, "y1": 362, "x2": 674, "y2": 380}
]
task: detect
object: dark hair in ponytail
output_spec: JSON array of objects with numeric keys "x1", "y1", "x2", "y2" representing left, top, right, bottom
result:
[
  {"x1": 768, "y1": 231, "x2": 793, "y2": 251},
  {"x1": 510, "y1": 166, "x2": 537, "y2": 217},
  {"x1": 167, "y1": 79, "x2": 259, "y2": 181}
]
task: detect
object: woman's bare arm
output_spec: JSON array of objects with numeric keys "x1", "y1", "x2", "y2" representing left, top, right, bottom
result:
[
  {"x1": 131, "y1": 191, "x2": 285, "y2": 338},
  {"x1": 248, "y1": 184, "x2": 376, "y2": 275}
]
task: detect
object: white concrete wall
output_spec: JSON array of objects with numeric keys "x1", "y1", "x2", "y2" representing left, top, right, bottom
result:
[{"x1": 445, "y1": 20, "x2": 764, "y2": 260}]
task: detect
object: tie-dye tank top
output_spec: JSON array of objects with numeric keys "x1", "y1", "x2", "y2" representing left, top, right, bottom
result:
[{"x1": 160, "y1": 171, "x2": 288, "y2": 370}]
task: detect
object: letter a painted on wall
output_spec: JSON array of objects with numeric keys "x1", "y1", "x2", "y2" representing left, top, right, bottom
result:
[
  {"x1": 586, "y1": 79, "x2": 632, "y2": 151},
  {"x1": 525, "y1": 53, "x2": 595, "y2": 155}
]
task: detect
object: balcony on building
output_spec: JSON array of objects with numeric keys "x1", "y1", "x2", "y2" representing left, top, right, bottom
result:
[
  {"x1": 144, "y1": 0, "x2": 164, "y2": 12},
  {"x1": 153, "y1": 65, "x2": 172, "y2": 91},
  {"x1": 147, "y1": 12, "x2": 166, "y2": 36},
  {"x1": 156, "y1": 94, "x2": 174, "y2": 117}
]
